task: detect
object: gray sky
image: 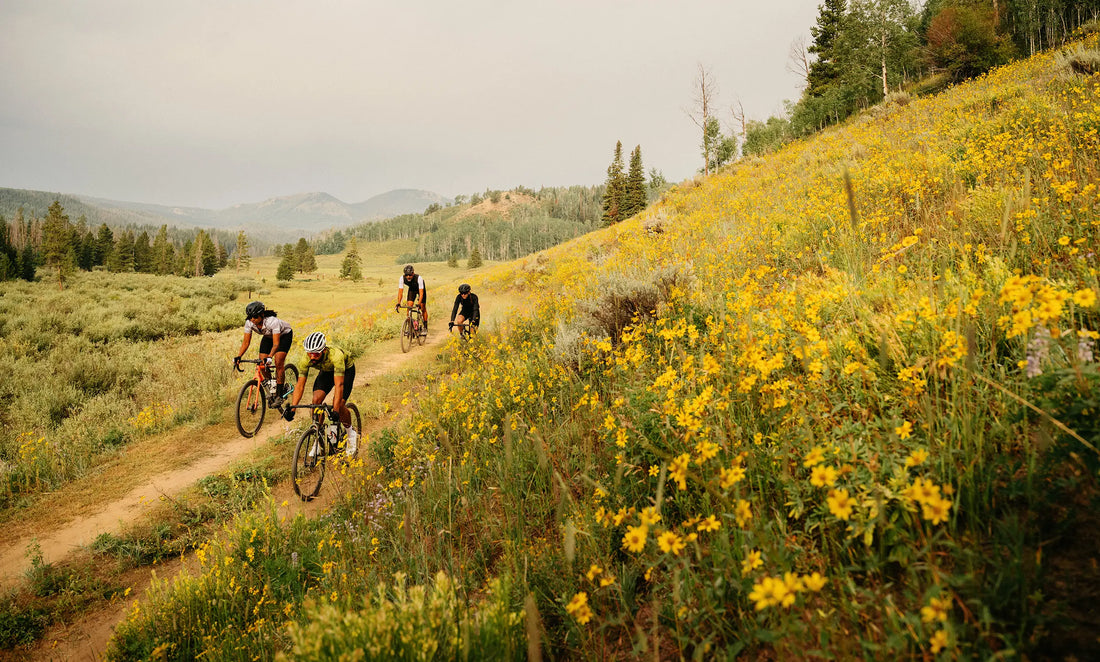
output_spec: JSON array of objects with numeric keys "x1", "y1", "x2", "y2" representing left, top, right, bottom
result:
[{"x1": 0, "y1": 1, "x2": 821, "y2": 209}]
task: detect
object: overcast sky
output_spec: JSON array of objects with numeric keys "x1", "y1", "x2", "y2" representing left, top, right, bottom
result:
[{"x1": 0, "y1": 1, "x2": 822, "y2": 209}]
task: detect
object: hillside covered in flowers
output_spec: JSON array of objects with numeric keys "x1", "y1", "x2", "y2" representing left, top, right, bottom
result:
[{"x1": 109, "y1": 36, "x2": 1100, "y2": 660}]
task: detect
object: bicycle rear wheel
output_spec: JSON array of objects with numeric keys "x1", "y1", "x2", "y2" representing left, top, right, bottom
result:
[
  {"x1": 235, "y1": 379, "x2": 265, "y2": 438},
  {"x1": 292, "y1": 427, "x2": 326, "y2": 500},
  {"x1": 417, "y1": 318, "x2": 425, "y2": 346},
  {"x1": 401, "y1": 318, "x2": 413, "y2": 353}
]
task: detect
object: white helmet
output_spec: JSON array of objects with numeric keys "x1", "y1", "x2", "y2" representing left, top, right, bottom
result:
[{"x1": 303, "y1": 332, "x2": 327, "y2": 353}]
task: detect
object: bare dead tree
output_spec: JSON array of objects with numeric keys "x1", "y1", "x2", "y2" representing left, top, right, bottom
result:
[
  {"x1": 730, "y1": 97, "x2": 747, "y2": 158},
  {"x1": 787, "y1": 35, "x2": 811, "y2": 90},
  {"x1": 686, "y1": 63, "x2": 718, "y2": 176}
]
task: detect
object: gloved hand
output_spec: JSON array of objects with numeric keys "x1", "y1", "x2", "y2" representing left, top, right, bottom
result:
[
  {"x1": 283, "y1": 408, "x2": 295, "y2": 422},
  {"x1": 448, "y1": 322, "x2": 454, "y2": 330},
  {"x1": 233, "y1": 356, "x2": 241, "y2": 368},
  {"x1": 394, "y1": 303, "x2": 400, "y2": 312}
]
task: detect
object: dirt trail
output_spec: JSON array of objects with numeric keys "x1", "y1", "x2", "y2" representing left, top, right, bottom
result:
[{"x1": 0, "y1": 327, "x2": 453, "y2": 655}]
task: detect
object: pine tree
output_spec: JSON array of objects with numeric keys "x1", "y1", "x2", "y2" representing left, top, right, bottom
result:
[
  {"x1": 112, "y1": 230, "x2": 136, "y2": 272},
  {"x1": 18, "y1": 244, "x2": 35, "y2": 281},
  {"x1": 194, "y1": 231, "x2": 218, "y2": 276},
  {"x1": 339, "y1": 237, "x2": 363, "y2": 281},
  {"x1": 807, "y1": 0, "x2": 847, "y2": 97},
  {"x1": 467, "y1": 246, "x2": 483, "y2": 268},
  {"x1": 295, "y1": 238, "x2": 317, "y2": 274},
  {"x1": 94, "y1": 223, "x2": 114, "y2": 268},
  {"x1": 235, "y1": 231, "x2": 252, "y2": 273},
  {"x1": 601, "y1": 141, "x2": 626, "y2": 226},
  {"x1": 447, "y1": 252, "x2": 458, "y2": 268},
  {"x1": 42, "y1": 200, "x2": 75, "y2": 289},
  {"x1": 623, "y1": 145, "x2": 648, "y2": 218},
  {"x1": 276, "y1": 251, "x2": 295, "y2": 281},
  {"x1": 152, "y1": 225, "x2": 173, "y2": 275}
]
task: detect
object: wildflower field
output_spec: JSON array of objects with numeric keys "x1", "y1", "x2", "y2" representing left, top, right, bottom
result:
[{"x1": 107, "y1": 38, "x2": 1099, "y2": 660}]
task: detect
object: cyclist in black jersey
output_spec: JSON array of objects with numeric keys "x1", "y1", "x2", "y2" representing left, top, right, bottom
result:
[
  {"x1": 449, "y1": 283, "x2": 480, "y2": 336},
  {"x1": 395, "y1": 264, "x2": 428, "y2": 335}
]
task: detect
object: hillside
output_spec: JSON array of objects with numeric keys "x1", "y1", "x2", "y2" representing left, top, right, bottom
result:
[
  {"x1": 74, "y1": 37, "x2": 1100, "y2": 659},
  {"x1": 0, "y1": 187, "x2": 450, "y2": 238}
]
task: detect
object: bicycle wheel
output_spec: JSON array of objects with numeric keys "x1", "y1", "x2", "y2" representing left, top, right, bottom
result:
[
  {"x1": 281, "y1": 364, "x2": 299, "y2": 400},
  {"x1": 345, "y1": 403, "x2": 362, "y2": 459},
  {"x1": 417, "y1": 318, "x2": 425, "y2": 346},
  {"x1": 401, "y1": 318, "x2": 413, "y2": 353},
  {"x1": 292, "y1": 426, "x2": 326, "y2": 500},
  {"x1": 235, "y1": 379, "x2": 265, "y2": 438}
]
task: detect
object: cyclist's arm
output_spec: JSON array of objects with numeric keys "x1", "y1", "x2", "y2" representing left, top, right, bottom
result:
[
  {"x1": 289, "y1": 369, "x2": 308, "y2": 407},
  {"x1": 451, "y1": 295, "x2": 460, "y2": 323},
  {"x1": 269, "y1": 331, "x2": 281, "y2": 354},
  {"x1": 236, "y1": 331, "x2": 252, "y2": 359},
  {"x1": 332, "y1": 374, "x2": 346, "y2": 413},
  {"x1": 416, "y1": 276, "x2": 425, "y2": 305}
]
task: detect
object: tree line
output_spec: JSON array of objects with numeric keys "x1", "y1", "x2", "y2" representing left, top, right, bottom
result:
[
  {"x1": 695, "y1": 0, "x2": 1099, "y2": 164},
  {"x1": 599, "y1": 141, "x2": 662, "y2": 226},
  {"x1": 308, "y1": 185, "x2": 606, "y2": 264},
  {"x1": 0, "y1": 201, "x2": 245, "y2": 287}
]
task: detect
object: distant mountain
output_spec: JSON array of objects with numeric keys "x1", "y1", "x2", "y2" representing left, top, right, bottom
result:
[{"x1": 0, "y1": 187, "x2": 450, "y2": 238}]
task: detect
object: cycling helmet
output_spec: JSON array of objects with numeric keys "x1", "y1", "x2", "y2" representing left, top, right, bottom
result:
[
  {"x1": 302, "y1": 332, "x2": 327, "y2": 353},
  {"x1": 245, "y1": 301, "x2": 265, "y2": 319},
  {"x1": 458, "y1": 283, "x2": 471, "y2": 294},
  {"x1": 403, "y1": 264, "x2": 415, "y2": 276}
]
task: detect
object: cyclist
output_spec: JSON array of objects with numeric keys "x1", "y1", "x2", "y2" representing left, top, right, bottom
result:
[
  {"x1": 283, "y1": 332, "x2": 358, "y2": 456},
  {"x1": 395, "y1": 264, "x2": 427, "y2": 336},
  {"x1": 234, "y1": 301, "x2": 293, "y2": 406},
  {"x1": 448, "y1": 283, "x2": 480, "y2": 337}
]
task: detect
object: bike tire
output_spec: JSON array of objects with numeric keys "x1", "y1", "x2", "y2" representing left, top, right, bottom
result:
[
  {"x1": 417, "y1": 324, "x2": 425, "y2": 346},
  {"x1": 401, "y1": 318, "x2": 413, "y2": 353},
  {"x1": 281, "y1": 364, "x2": 299, "y2": 401},
  {"x1": 292, "y1": 426, "x2": 326, "y2": 500},
  {"x1": 235, "y1": 379, "x2": 265, "y2": 438},
  {"x1": 344, "y1": 403, "x2": 362, "y2": 459}
]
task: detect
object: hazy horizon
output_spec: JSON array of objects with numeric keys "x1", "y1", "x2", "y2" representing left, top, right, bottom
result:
[{"x1": 0, "y1": 1, "x2": 822, "y2": 209}]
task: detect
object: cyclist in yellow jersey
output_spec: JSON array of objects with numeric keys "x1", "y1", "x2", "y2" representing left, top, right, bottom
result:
[{"x1": 284, "y1": 332, "x2": 358, "y2": 455}]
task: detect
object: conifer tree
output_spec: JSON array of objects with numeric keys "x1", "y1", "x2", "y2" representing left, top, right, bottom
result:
[
  {"x1": 807, "y1": 0, "x2": 847, "y2": 97},
  {"x1": 152, "y1": 225, "x2": 173, "y2": 275},
  {"x1": 94, "y1": 223, "x2": 114, "y2": 268},
  {"x1": 339, "y1": 237, "x2": 363, "y2": 281},
  {"x1": 42, "y1": 200, "x2": 75, "y2": 288},
  {"x1": 623, "y1": 145, "x2": 648, "y2": 218},
  {"x1": 447, "y1": 252, "x2": 458, "y2": 268},
  {"x1": 601, "y1": 141, "x2": 626, "y2": 226},
  {"x1": 235, "y1": 231, "x2": 252, "y2": 273},
  {"x1": 467, "y1": 246, "x2": 483, "y2": 268},
  {"x1": 276, "y1": 251, "x2": 295, "y2": 281},
  {"x1": 295, "y1": 238, "x2": 317, "y2": 274},
  {"x1": 112, "y1": 230, "x2": 136, "y2": 272}
]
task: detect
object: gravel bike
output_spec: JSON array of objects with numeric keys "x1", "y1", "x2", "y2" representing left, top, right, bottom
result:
[
  {"x1": 286, "y1": 402, "x2": 362, "y2": 501},
  {"x1": 397, "y1": 303, "x2": 426, "y2": 353},
  {"x1": 235, "y1": 358, "x2": 299, "y2": 438}
]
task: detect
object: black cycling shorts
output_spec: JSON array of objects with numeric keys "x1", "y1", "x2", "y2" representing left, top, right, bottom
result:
[
  {"x1": 312, "y1": 365, "x2": 355, "y2": 401},
  {"x1": 407, "y1": 290, "x2": 427, "y2": 307},
  {"x1": 259, "y1": 330, "x2": 293, "y2": 355}
]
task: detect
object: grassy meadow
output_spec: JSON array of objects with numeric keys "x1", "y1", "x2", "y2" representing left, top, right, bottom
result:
[{"x1": 95, "y1": 36, "x2": 1100, "y2": 661}]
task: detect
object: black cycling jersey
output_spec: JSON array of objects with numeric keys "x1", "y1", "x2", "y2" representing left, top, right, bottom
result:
[{"x1": 450, "y1": 292, "x2": 480, "y2": 325}]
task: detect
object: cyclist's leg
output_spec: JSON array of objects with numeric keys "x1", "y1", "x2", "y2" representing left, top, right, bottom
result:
[
  {"x1": 273, "y1": 331, "x2": 293, "y2": 389},
  {"x1": 420, "y1": 292, "x2": 428, "y2": 327},
  {"x1": 312, "y1": 372, "x2": 334, "y2": 406},
  {"x1": 453, "y1": 313, "x2": 466, "y2": 333},
  {"x1": 258, "y1": 335, "x2": 274, "y2": 380}
]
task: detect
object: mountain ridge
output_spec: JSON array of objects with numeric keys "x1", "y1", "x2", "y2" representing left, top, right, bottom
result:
[{"x1": 0, "y1": 187, "x2": 450, "y2": 237}]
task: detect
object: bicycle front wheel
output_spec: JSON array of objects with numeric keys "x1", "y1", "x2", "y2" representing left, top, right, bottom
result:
[
  {"x1": 417, "y1": 320, "x2": 425, "y2": 346},
  {"x1": 292, "y1": 427, "x2": 326, "y2": 500},
  {"x1": 280, "y1": 364, "x2": 299, "y2": 401},
  {"x1": 401, "y1": 318, "x2": 413, "y2": 353},
  {"x1": 235, "y1": 379, "x2": 265, "y2": 438}
]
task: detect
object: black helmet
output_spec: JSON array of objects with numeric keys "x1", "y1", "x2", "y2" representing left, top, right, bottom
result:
[
  {"x1": 458, "y1": 283, "x2": 471, "y2": 294},
  {"x1": 403, "y1": 264, "x2": 415, "y2": 276},
  {"x1": 245, "y1": 301, "x2": 265, "y2": 319}
]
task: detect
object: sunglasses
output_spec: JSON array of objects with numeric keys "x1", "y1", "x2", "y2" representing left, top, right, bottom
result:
[{"x1": 306, "y1": 351, "x2": 322, "y2": 359}]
